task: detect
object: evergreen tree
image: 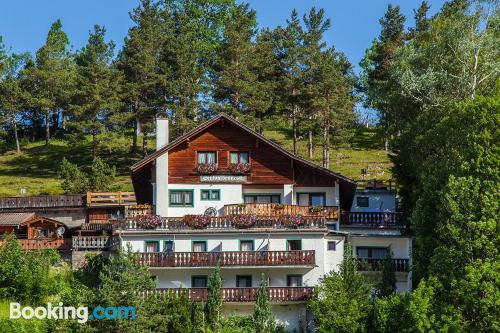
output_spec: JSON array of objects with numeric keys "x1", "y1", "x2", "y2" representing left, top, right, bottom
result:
[
  {"x1": 27, "y1": 20, "x2": 74, "y2": 146},
  {"x1": 253, "y1": 273, "x2": 276, "y2": 333},
  {"x1": 117, "y1": 0, "x2": 162, "y2": 156},
  {"x1": 308, "y1": 244, "x2": 372, "y2": 333},
  {"x1": 71, "y1": 25, "x2": 121, "y2": 160},
  {"x1": 274, "y1": 10, "x2": 305, "y2": 155},
  {"x1": 212, "y1": 3, "x2": 257, "y2": 119},
  {"x1": 205, "y1": 265, "x2": 223, "y2": 331},
  {"x1": 376, "y1": 247, "x2": 396, "y2": 298}
]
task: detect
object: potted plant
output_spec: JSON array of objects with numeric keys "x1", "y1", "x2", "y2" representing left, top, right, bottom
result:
[
  {"x1": 183, "y1": 215, "x2": 211, "y2": 229},
  {"x1": 228, "y1": 162, "x2": 251, "y2": 174},
  {"x1": 230, "y1": 214, "x2": 257, "y2": 229},
  {"x1": 137, "y1": 215, "x2": 162, "y2": 229},
  {"x1": 196, "y1": 163, "x2": 218, "y2": 174},
  {"x1": 279, "y1": 214, "x2": 306, "y2": 228}
]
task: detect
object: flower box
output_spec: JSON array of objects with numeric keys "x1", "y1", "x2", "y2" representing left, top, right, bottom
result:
[
  {"x1": 229, "y1": 214, "x2": 257, "y2": 229},
  {"x1": 183, "y1": 215, "x2": 211, "y2": 229},
  {"x1": 196, "y1": 163, "x2": 218, "y2": 174},
  {"x1": 279, "y1": 214, "x2": 306, "y2": 228},
  {"x1": 137, "y1": 215, "x2": 162, "y2": 229},
  {"x1": 228, "y1": 163, "x2": 251, "y2": 174}
]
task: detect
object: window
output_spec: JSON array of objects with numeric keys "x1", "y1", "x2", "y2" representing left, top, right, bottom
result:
[
  {"x1": 243, "y1": 194, "x2": 281, "y2": 204},
  {"x1": 287, "y1": 239, "x2": 302, "y2": 251},
  {"x1": 230, "y1": 152, "x2": 249, "y2": 164},
  {"x1": 164, "y1": 241, "x2": 174, "y2": 253},
  {"x1": 239, "y1": 240, "x2": 254, "y2": 251},
  {"x1": 192, "y1": 241, "x2": 207, "y2": 252},
  {"x1": 197, "y1": 151, "x2": 216, "y2": 164},
  {"x1": 169, "y1": 190, "x2": 194, "y2": 207},
  {"x1": 357, "y1": 196, "x2": 369, "y2": 207},
  {"x1": 356, "y1": 247, "x2": 388, "y2": 259},
  {"x1": 201, "y1": 189, "x2": 220, "y2": 201},
  {"x1": 192, "y1": 276, "x2": 208, "y2": 288},
  {"x1": 297, "y1": 193, "x2": 326, "y2": 206},
  {"x1": 287, "y1": 275, "x2": 303, "y2": 287},
  {"x1": 145, "y1": 241, "x2": 159, "y2": 253},
  {"x1": 327, "y1": 241, "x2": 336, "y2": 251},
  {"x1": 236, "y1": 275, "x2": 252, "y2": 287}
]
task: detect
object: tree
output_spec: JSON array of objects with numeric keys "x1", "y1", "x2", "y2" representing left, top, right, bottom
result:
[
  {"x1": 71, "y1": 25, "x2": 121, "y2": 160},
  {"x1": 205, "y1": 264, "x2": 223, "y2": 331},
  {"x1": 375, "y1": 247, "x2": 396, "y2": 298},
  {"x1": 253, "y1": 273, "x2": 276, "y2": 333},
  {"x1": 274, "y1": 10, "x2": 306, "y2": 155},
  {"x1": 117, "y1": 0, "x2": 162, "y2": 155},
  {"x1": 27, "y1": 20, "x2": 74, "y2": 146},
  {"x1": 212, "y1": 3, "x2": 257, "y2": 119},
  {"x1": 308, "y1": 244, "x2": 372, "y2": 333},
  {"x1": 59, "y1": 157, "x2": 117, "y2": 193},
  {"x1": 0, "y1": 45, "x2": 29, "y2": 153}
]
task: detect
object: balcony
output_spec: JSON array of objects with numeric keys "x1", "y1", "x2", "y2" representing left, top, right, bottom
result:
[
  {"x1": 357, "y1": 258, "x2": 410, "y2": 272},
  {"x1": 86, "y1": 192, "x2": 136, "y2": 207},
  {"x1": 114, "y1": 215, "x2": 326, "y2": 231},
  {"x1": 340, "y1": 211, "x2": 405, "y2": 228},
  {"x1": 138, "y1": 250, "x2": 315, "y2": 268},
  {"x1": 224, "y1": 203, "x2": 338, "y2": 219},
  {"x1": 355, "y1": 179, "x2": 396, "y2": 190},
  {"x1": 149, "y1": 287, "x2": 314, "y2": 303},
  {"x1": 0, "y1": 238, "x2": 72, "y2": 251},
  {"x1": 72, "y1": 236, "x2": 118, "y2": 251}
]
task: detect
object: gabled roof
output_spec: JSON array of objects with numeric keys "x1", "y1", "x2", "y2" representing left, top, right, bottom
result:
[
  {"x1": 131, "y1": 113, "x2": 354, "y2": 184},
  {"x1": 0, "y1": 212, "x2": 35, "y2": 226}
]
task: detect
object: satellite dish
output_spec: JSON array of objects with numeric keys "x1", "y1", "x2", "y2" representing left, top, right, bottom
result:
[{"x1": 56, "y1": 226, "x2": 66, "y2": 237}]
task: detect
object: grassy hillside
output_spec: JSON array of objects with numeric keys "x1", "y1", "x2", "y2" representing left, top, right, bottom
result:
[{"x1": 0, "y1": 127, "x2": 392, "y2": 196}]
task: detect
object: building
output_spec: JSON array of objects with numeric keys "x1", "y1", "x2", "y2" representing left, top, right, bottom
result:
[{"x1": 115, "y1": 113, "x2": 412, "y2": 331}]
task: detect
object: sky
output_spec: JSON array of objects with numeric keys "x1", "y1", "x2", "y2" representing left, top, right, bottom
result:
[{"x1": 0, "y1": 0, "x2": 448, "y2": 119}]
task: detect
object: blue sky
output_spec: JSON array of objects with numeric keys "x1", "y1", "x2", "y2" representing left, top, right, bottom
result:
[{"x1": 0, "y1": 0, "x2": 447, "y2": 119}]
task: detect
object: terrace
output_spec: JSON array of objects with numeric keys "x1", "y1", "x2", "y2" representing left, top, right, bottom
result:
[
  {"x1": 148, "y1": 287, "x2": 314, "y2": 303},
  {"x1": 224, "y1": 203, "x2": 339, "y2": 220},
  {"x1": 138, "y1": 250, "x2": 315, "y2": 268},
  {"x1": 340, "y1": 211, "x2": 405, "y2": 228}
]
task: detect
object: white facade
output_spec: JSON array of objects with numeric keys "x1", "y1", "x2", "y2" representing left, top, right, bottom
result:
[{"x1": 351, "y1": 189, "x2": 397, "y2": 212}]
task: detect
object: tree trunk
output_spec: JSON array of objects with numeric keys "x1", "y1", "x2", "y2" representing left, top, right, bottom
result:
[
  {"x1": 384, "y1": 137, "x2": 388, "y2": 151},
  {"x1": 92, "y1": 131, "x2": 97, "y2": 161},
  {"x1": 132, "y1": 117, "x2": 140, "y2": 154},
  {"x1": 292, "y1": 103, "x2": 298, "y2": 156},
  {"x1": 45, "y1": 110, "x2": 50, "y2": 146},
  {"x1": 143, "y1": 130, "x2": 148, "y2": 157},
  {"x1": 322, "y1": 123, "x2": 330, "y2": 168},
  {"x1": 13, "y1": 117, "x2": 20, "y2": 153},
  {"x1": 308, "y1": 130, "x2": 313, "y2": 159}
]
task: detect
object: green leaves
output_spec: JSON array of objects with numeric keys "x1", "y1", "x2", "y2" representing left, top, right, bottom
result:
[{"x1": 59, "y1": 157, "x2": 117, "y2": 194}]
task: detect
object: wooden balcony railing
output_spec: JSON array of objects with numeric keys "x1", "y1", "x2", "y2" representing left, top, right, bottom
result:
[
  {"x1": 0, "y1": 195, "x2": 84, "y2": 210},
  {"x1": 340, "y1": 211, "x2": 405, "y2": 228},
  {"x1": 148, "y1": 287, "x2": 314, "y2": 302},
  {"x1": 80, "y1": 222, "x2": 114, "y2": 232},
  {"x1": 355, "y1": 179, "x2": 396, "y2": 190},
  {"x1": 0, "y1": 238, "x2": 72, "y2": 251},
  {"x1": 224, "y1": 203, "x2": 338, "y2": 219},
  {"x1": 72, "y1": 236, "x2": 117, "y2": 250},
  {"x1": 115, "y1": 215, "x2": 326, "y2": 231},
  {"x1": 357, "y1": 258, "x2": 410, "y2": 272},
  {"x1": 86, "y1": 192, "x2": 136, "y2": 207},
  {"x1": 138, "y1": 250, "x2": 315, "y2": 267}
]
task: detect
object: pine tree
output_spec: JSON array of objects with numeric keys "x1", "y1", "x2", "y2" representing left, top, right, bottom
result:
[
  {"x1": 253, "y1": 273, "x2": 276, "y2": 333},
  {"x1": 274, "y1": 10, "x2": 305, "y2": 155},
  {"x1": 27, "y1": 20, "x2": 74, "y2": 146},
  {"x1": 212, "y1": 3, "x2": 257, "y2": 119},
  {"x1": 205, "y1": 265, "x2": 223, "y2": 331},
  {"x1": 71, "y1": 25, "x2": 121, "y2": 160},
  {"x1": 376, "y1": 247, "x2": 397, "y2": 297},
  {"x1": 117, "y1": 0, "x2": 162, "y2": 156}
]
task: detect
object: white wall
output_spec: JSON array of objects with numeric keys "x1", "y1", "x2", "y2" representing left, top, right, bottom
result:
[
  {"x1": 293, "y1": 186, "x2": 338, "y2": 206},
  {"x1": 351, "y1": 190, "x2": 396, "y2": 212},
  {"x1": 164, "y1": 183, "x2": 243, "y2": 217},
  {"x1": 155, "y1": 118, "x2": 169, "y2": 216}
]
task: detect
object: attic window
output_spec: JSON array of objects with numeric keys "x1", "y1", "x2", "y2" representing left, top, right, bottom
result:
[
  {"x1": 230, "y1": 152, "x2": 249, "y2": 164},
  {"x1": 198, "y1": 152, "x2": 216, "y2": 164}
]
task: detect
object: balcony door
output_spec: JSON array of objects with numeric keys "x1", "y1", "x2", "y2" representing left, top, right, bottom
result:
[
  {"x1": 239, "y1": 240, "x2": 254, "y2": 251},
  {"x1": 145, "y1": 241, "x2": 159, "y2": 253},
  {"x1": 287, "y1": 239, "x2": 302, "y2": 251},
  {"x1": 243, "y1": 194, "x2": 280, "y2": 204},
  {"x1": 192, "y1": 276, "x2": 208, "y2": 288},
  {"x1": 236, "y1": 275, "x2": 252, "y2": 288},
  {"x1": 192, "y1": 241, "x2": 207, "y2": 252},
  {"x1": 287, "y1": 275, "x2": 303, "y2": 287}
]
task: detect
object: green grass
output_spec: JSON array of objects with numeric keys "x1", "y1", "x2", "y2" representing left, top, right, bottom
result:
[
  {"x1": 263, "y1": 127, "x2": 393, "y2": 181},
  {"x1": 0, "y1": 127, "x2": 392, "y2": 196}
]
